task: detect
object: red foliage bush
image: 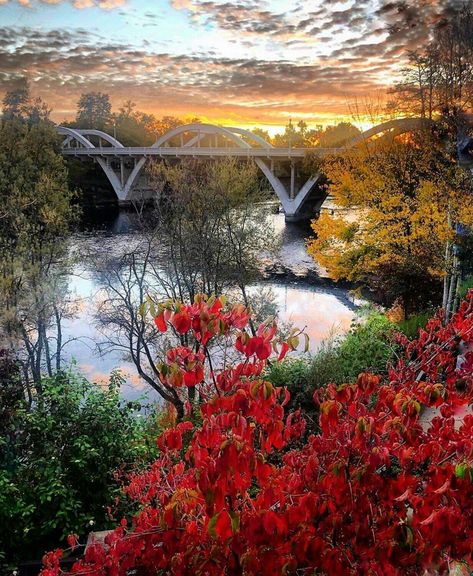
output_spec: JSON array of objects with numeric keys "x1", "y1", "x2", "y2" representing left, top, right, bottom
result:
[{"x1": 42, "y1": 292, "x2": 473, "y2": 575}]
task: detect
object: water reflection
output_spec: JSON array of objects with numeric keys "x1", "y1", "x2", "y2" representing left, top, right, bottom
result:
[
  {"x1": 260, "y1": 284, "x2": 357, "y2": 345},
  {"x1": 60, "y1": 210, "x2": 359, "y2": 400}
]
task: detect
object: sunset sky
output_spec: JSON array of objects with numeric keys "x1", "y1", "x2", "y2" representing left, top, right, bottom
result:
[{"x1": 0, "y1": 0, "x2": 458, "y2": 131}]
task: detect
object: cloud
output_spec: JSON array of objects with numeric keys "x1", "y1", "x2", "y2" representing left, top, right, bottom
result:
[
  {"x1": 0, "y1": 0, "x2": 125, "y2": 7},
  {"x1": 0, "y1": 24, "x2": 395, "y2": 125},
  {"x1": 1, "y1": 0, "x2": 467, "y2": 126}
]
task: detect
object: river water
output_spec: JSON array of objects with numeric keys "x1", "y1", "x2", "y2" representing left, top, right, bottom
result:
[{"x1": 60, "y1": 209, "x2": 360, "y2": 401}]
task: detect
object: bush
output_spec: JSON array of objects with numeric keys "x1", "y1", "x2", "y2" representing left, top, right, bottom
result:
[
  {"x1": 0, "y1": 369, "x2": 158, "y2": 571},
  {"x1": 266, "y1": 312, "x2": 398, "y2": 420},
  {"x1": 308, "y1": 311, "x2": 397, "y2": 389},
  {"x1": 265, "y1": 358, "x2": 312, "y2": 413},
  {"x1": 40, "y1": 292, "x2": 473, "y2": 576},
  {"x1": 397, "y1": 311, "x2": 431, "y2": 339}
]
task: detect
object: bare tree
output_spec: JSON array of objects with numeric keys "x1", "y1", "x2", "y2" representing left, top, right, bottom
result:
[
  {"x1": 91, "y1": 158, "x2": 278, "y2": 412},
  {"x1": 92, "y1": 234, "x2": 188, "y2": 418}
]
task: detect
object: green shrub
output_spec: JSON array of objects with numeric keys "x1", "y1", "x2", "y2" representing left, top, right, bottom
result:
[
  {"x1": 265, "y1": 358, "x2": 311, "y2": 412},
  {"x1": 397, "y1": 311, "x2": 431, "y2": 339},
  {"x1": 308, "y1": 312, "x2": 398, "y2": 389},
  {"x1": 266, "y1": 311, "x2": 398, "y2": 423},
  {"x1": 458, "y1": 275, "x2": 473, "y2": 302},
  {"x1": 0, "y1": 369, "x2": 159, "y2": 571}
]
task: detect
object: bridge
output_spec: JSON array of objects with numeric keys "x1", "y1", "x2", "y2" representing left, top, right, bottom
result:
[{"x1": 58, "y1": 118, "x2": 428, "y2": 221}]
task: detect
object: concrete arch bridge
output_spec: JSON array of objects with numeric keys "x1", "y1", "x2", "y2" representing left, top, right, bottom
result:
[{"x1": 58, "y1": 118, "x2": 428, "y2": 221}]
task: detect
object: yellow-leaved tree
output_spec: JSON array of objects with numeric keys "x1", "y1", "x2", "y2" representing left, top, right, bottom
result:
[{"x1": 307, "y1": 132, "x2": 473, "y2": 312}]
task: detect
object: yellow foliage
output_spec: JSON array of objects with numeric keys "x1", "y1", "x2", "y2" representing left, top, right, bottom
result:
[{"x1": 308, "y1": 132, "x2": 473, "y2": 308}]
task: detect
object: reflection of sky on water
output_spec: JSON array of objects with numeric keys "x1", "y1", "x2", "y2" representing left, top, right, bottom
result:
[
  {"x1": 59, "y1": 212, "x2": 359, "y2": 400},
  {"x1": 263, "y1": 284, "x2": 357, "y2": 347}
]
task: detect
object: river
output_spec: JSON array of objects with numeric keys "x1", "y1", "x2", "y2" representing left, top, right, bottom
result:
[{"x1": 59, "y1": 209, "x2": 361, "y2": 401}]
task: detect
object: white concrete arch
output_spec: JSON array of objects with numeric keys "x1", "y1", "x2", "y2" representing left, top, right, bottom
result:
[
  {"x1": 57, "y1": 126, "x2": 95, "y2": 149},
  {"x1": 75, "y1": 129, "x2": 125, "y2": 148},
  {"x1": 347, "y1": 117, "x2": 432, "y2": 147},
  {"x1": 57, "y1": 126, "x2": 128, "y2": 199},
  {"x1": 152, "y1": 123, "x2": 252, "y2": 149},
  {"x1": 226, "y1": 127, "x2": 274, "y2": 148}
]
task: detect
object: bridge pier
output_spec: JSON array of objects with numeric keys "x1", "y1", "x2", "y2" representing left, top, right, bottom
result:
[{"x1": 290, "y1": 161, "x2": 296, "y2": 199}]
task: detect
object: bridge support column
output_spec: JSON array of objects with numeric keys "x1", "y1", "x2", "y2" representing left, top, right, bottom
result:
[
  {"x1": 120, "y1": 158, "x2": 125, "y2": 188},
  {"x1": 290, "y1": 161, "x2": 296, "y2": 199}
]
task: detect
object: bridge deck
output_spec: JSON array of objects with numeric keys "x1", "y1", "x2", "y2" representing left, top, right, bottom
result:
[{"x1": 61, "y1": 146, "x2": 338, "y2": 158}]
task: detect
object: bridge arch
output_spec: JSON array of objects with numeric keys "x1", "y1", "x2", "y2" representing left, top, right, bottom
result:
[
  {"x1": 58, "y1": 126, "x2": 95, "y2": 149},
  {"x1": 226, "y1": 127, "x2": 274, "y2": 148},
  {"x1": 347, "y1": 117, "x2": 432, "y2": 147},
  {"x1": 57, "y1": 126, "x2": 128, "y2": 199},
  {"x1": 75, "y1": 129, "x2": 125, "y2": 148}
]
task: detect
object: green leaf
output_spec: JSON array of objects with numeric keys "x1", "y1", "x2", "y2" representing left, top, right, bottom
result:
[
  {"x1": 455, "y1": 463, "x2": 467, "y2": 479},
  {"x1": 229, "y1": 511, "x2": 240, "y2": 533},
  {"x1": 303, "y1": 332, "x2": 310, "y2": 353},
  {"x1": 208, "y1": 512, "x2": 220, "y2": 538}
]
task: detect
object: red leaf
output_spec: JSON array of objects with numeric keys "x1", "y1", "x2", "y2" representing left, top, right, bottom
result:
[
  {"x1": 67, "y1": 534, "x2": 79, "y2": 549},
  {"x1": 214, "y1": 511, "x2": 233, "y2": 540},
  {"x1": 172, "y1": 311, "x2": 192, "y2": 334},
  {"x1": 433, "y1": 479, "x2": 450, "y2": 495},
  {"x1": 154, "y1": 313, "x2": 167, "y2": 332},
  {"x1": 278, "y1": 342, "x2": 289, "y2": 361}
]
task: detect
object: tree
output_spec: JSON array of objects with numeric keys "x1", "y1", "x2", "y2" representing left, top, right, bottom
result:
[
  {"x1": 273, "y1": 119, "x2": 306, "y2": 148},
  {"x1": 114, "y1": 100, "x2": 155, "y2": 146},
  {"x1": 148, "y1": 115, "x2": 184, "y2": 139},
  {"x1": 387, "y1": 3, "x2": 473, "y2": 316},
  {"x1": 147, "y1": 158, "x2": 275, "y2": 304},
  {"x1": 388, "y1": 49, "x2": 439, "y2": 120},
  {"x1": 41, "y1": 291, "x2": 473, "y2": 575},
  {"x1": 1, "y1": 370, "x2": 157, "y2": 571},
  {"x1": 389, "y1": 2, "x2": 473, "y2": 122},
  {"x1": 307, "y1": 132, "x2": 473, "y2": 312},
  {"x1": 251, "y1": 127, "x2": 272, "y2": 145},
  {"x1": 317, "y1": 122, "x2": 361, "y2": 148},
  {"x1": 117, "y1": 99, "x2": 136, "y2": 119},
  {"x1": 76, "y1": 92, "x2": 112, "y2": 129},
  {"x1": 304, "y1": 125, "x2": 323, "y2": 147},
  {"x1": 0, "y1": 119, "x2": 77, "y2": 395},
  {"x1": 1, "y1": 78, "x2": 30, "y2": 121},
  {"x1": 1, "y1": 78, "x2": 51, "y2": 124}
]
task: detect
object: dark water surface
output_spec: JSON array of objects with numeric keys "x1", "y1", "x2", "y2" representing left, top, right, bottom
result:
[{"x1": 61, "y1": 209, "x2": 361, "y2": 400}]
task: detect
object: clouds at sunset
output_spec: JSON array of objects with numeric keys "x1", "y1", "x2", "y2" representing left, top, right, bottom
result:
[{"x1": 0, "y1": 0, "x2": 466, "y2": 127}]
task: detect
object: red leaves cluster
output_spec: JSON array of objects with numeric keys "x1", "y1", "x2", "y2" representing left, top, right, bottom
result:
[
  {"x1": 42, "y1": 291, "x2": 473, "y2": 575},
  {"x1": 154, "y1": 295, "x2": 249, "y2": 345}
]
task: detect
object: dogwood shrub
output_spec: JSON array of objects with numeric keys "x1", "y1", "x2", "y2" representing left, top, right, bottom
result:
[{"x1": 42, "y1": 292, "x2": 473, "y2": 575}]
